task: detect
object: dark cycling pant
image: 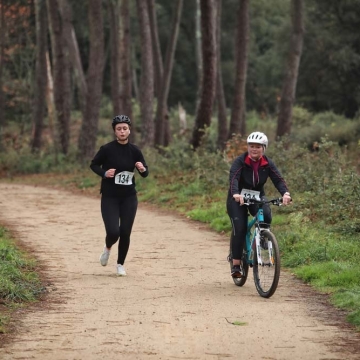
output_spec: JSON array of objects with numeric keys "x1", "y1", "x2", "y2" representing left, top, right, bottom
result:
[
  {"x1": 226, "y1": 196, "x2": 272, "y2": 260},
  {"x1": 101, "y1": 194, "x2": 138, "y2": 265}
]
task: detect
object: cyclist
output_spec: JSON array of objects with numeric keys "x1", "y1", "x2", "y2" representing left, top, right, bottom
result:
[
  {"x1": 227, "y1": 132, "x2": 291, "y2": 278},
  {"x1": 90, "y1": 115, "x2": 149, "y2": 276}
]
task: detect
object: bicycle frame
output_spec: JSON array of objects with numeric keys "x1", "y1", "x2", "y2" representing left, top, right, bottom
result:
[{"x1": 245, "y1": 204, "x2": 274, "y2": 267}]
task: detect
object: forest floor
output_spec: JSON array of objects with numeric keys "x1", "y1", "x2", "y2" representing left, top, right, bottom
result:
[{"x1": 0, "y1": 183, "x2": 359, "y2": 360}]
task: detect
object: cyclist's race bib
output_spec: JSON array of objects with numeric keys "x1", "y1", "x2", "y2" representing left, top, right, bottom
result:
[
  {"x1": 114, "y1": 171, "x2": 134, "y2": 185},
  {"x1": 240, "y1": 189, "x2": 261, "y2": 201}
]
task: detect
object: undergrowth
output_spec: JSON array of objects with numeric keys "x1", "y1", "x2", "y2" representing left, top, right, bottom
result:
[{"x1": 0, "y1": 227, "x2": 44, "y2": 333}]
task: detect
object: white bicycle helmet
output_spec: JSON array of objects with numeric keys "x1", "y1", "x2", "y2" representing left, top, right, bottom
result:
[{"x1": 247, "y1": 132, "x2": 268, "y2": 149}]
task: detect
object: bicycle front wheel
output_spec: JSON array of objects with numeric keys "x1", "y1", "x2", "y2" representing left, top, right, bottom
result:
[{"x1": 253, "y1": 230, "x2": 280, "y2": 298}]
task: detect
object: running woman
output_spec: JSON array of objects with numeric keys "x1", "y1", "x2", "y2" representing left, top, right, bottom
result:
[{"x1": 90, "y1": 115, "x2": 149, "y2": 276}]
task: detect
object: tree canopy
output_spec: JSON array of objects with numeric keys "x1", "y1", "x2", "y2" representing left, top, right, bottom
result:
[{"x1": 0, "y1": 0, "x2": 359, "y2": 155}]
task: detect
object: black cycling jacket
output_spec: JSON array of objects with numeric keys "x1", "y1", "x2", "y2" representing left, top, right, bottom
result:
[{"x1": 228, "y1": 152, "x2": 289, "y2": 198}]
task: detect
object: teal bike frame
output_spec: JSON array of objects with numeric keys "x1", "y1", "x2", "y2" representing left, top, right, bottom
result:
[{"x1": 246, "y1": 206, "x2": 270, "y2": 267}]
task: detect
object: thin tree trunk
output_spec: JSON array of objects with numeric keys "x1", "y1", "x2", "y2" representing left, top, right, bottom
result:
[
  {"x1": 31, "y1": 0, "x2": 48, "y2": 152},
  {"x1": 276, "y1": 0, "x2": 304, "y2": 138},
  {"x1": 70, "y1": 27, "x2": 87, "y2": 112},
  {"x1": 108, "y1": 0, "x2": 121, "y2": 115},
  {"x1": 215, "y1": 0, "x2": 227, "y2": 150},
  {"x1": 131, "y1": 44, "x2": 139, "y2": 103},
  {"x1": 148, "y1": 0, "x2": 168, "y2": 146},
  {"x1": 45, "y1": 51, "x2": 56, "y2": 149},
  {"x1": 228, "y1": 0, "x2": 249, "y2": 139},
  {"x1": 195, "y1": 0, "x2": 202, "y2": 112},
  {"x1": 120, "y1": 0, "x2": 132, "y2": 126},
  {"x1": 136, "y1": 0, "x2": 154, "y2": 146},
  {"x1": 47, "y1": 0, "x2": 71, "y2": 154},
  {"x1": 0, "y1": 0, "x2": 6, "y2": 136},
  {"x1": 154, "y1": 0, "x2": 183, "y2": 147},
  {"x1": 78, "y1": 0, "x2": 104, "y2": 160},
  {"x1": 147, "y1": 0, "x2": 163, "y2": 99},
  {"x1": 191, "y1": 0, "x2": 216, "y2": 150},
  {"x1": 58, "y1": 0, "x2": 87, "y2": 116}
]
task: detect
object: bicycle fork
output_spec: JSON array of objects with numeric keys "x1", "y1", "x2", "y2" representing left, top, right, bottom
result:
[
  {"x1": 254, "y1": 229, "x2": 275, "y2": 266},
  {"x1": 255, "y1": 229, "x2": 263, "y2": 266},
  {"x1": 255, "y1": 209, "x2": 275, "y2": 267}
]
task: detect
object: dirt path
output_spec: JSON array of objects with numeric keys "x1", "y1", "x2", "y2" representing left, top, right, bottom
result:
[{"x1": 0, "y1": 183, "x2": 359, "y2": 360}]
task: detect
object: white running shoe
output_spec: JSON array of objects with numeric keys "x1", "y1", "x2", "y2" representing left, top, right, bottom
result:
[
  {"x1": 99, "y1": 246, "x2": 111, "y2": 266},
  {"x1": 116, "y1": 264, "x2": 126, "y2": 276}
]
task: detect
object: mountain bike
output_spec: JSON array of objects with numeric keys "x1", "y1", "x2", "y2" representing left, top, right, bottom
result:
[{"x1": 228, "y1": 197, "x2": 283, "y2": 298}]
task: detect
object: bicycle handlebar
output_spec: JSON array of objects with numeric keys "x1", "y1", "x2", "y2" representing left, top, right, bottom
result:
[{"x1": 243, "y1": 197, "x2": 284, "y2": 206}]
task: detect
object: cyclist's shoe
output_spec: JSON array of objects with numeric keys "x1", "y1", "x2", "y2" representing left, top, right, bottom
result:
[
  {"x1": 100, "y1": 246, "x2": 111, "y2": 266},
  {"x1": 116, "y1": 264, "x2": 127, "y2": 276},
  {"x1": 227, "y1": 254, "x2": 232, "y2": 262},
  {"x1": 231, "y1": 265, "x2": 244, "y2": 278}
]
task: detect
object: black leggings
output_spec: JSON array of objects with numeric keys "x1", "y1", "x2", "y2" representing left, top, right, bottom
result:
[
  {"x1": 226, "y1": 196, "x2": 272, "y2": 260},
  {"x1": 101, "y1": 194, "x2": 138, "y2": 265}
]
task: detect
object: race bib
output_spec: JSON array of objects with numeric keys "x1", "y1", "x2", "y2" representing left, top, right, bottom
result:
[
  {"x1": 114, "y1": 171, "x2": 134, "y2": 185},
  {"x1": 240, "y1": 189, "x2": 261, "y2": 201}
]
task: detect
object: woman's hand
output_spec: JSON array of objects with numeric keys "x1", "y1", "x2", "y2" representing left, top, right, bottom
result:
[
  {"x1": 282, "y1": 192, "x2": 291, "y2": 205},
  {"x1": 135, "y1": 162, "x2": 146, "y2": 173},
  {"x1": 233, "y1": 194, "x2": 244, "y2": 205},
  {"x1": 105, "y1": 168, "x2": 116, "y2": 178}
]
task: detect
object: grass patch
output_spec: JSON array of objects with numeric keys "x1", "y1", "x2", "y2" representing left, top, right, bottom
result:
[
  {"x1": 331, "y1": 288, "x2": 360, "y2": 325},
  {"x1": 294, "y1": 262, "x2": 360, "y2": 289},
  {"x1": 187, "y1": 200, "x2": 229, "y2": 232},
  {"x1": 293, "y1": 264, "x2": 360, "y2": 326},
  {"x1": 0, "y1": 227, "x2": 44, "y2": 333}
]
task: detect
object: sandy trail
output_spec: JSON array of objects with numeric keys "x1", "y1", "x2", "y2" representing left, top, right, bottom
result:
[{"x1": 0, "y1": 183, "x2": 359, "y2": 360}]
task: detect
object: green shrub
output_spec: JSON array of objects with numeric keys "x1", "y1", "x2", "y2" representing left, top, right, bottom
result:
[
  {"x1": 292, "y1": 106, "x2": 313, "y2": 128},
  {"x1": 0, "y1": 232, "x2": 43, "y2": 303},
  {"x1": 290, "y1": 110, "x2": 360, "y2": 148}
]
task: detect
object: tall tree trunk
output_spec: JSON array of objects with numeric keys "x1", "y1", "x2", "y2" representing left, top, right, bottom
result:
[
  {"x1": 148, "y1": 0, "x2": 167, "y2": 146},
  {"x1": 108, "y1": 0, "x2": 121, "y2": 115},
  {"x1": 147, "y1": 0, "x2": 163, "y2": 99},
  {"x1": 47, "y1": 0, "x2": 71, "y2": 154},
  {"x1": 58, "y1": 0, "x2": 87, "y2": 116},
  {"x1": 45, "y1": 51, "x2": 57, "y2": 151},
  {"x1": 119, "y1": 0, "x2": 132, "y2": 127},
  {"x1": 190, "y1": 0, "x2": 216, "y2": 150},
  {"x1": 276, "y1": 0, "x2": 304, "y2": 138},
  {"x1": 228, "y1": 0, "x2": 249, "y2": 139},
  {"x1": 78, "y1": 0, "x2": 104, "y2": 160},
  {"x1": 136, "y1": 0, "x2": 154, "y2": 146},
  {"x1": 0, "y1": 0, "x2": 6, "y2": 137},
  {"x1": 195, "y1": 0, "x2": 202, "y2": 112},
  {"x1": 215, "y1": 0, "x2": 227, "y2": 150},
  {"x1": 31, "y1": 0, "x2": 48, "y2": 152},
  {"x1": 131, "y1": 45, "x2": 139, "y2": 103},
  {"x1": 154, "y1": 0, "x2": 183, "y2": 148}
]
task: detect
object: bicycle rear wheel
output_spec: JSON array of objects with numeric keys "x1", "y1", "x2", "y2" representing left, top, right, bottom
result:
[
  {"x1": 228, "y1": 249, "x2": 249, "y2": 287},
  {"x1": 253, "y1": 230, "x2": 280, "y2": 298}
]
